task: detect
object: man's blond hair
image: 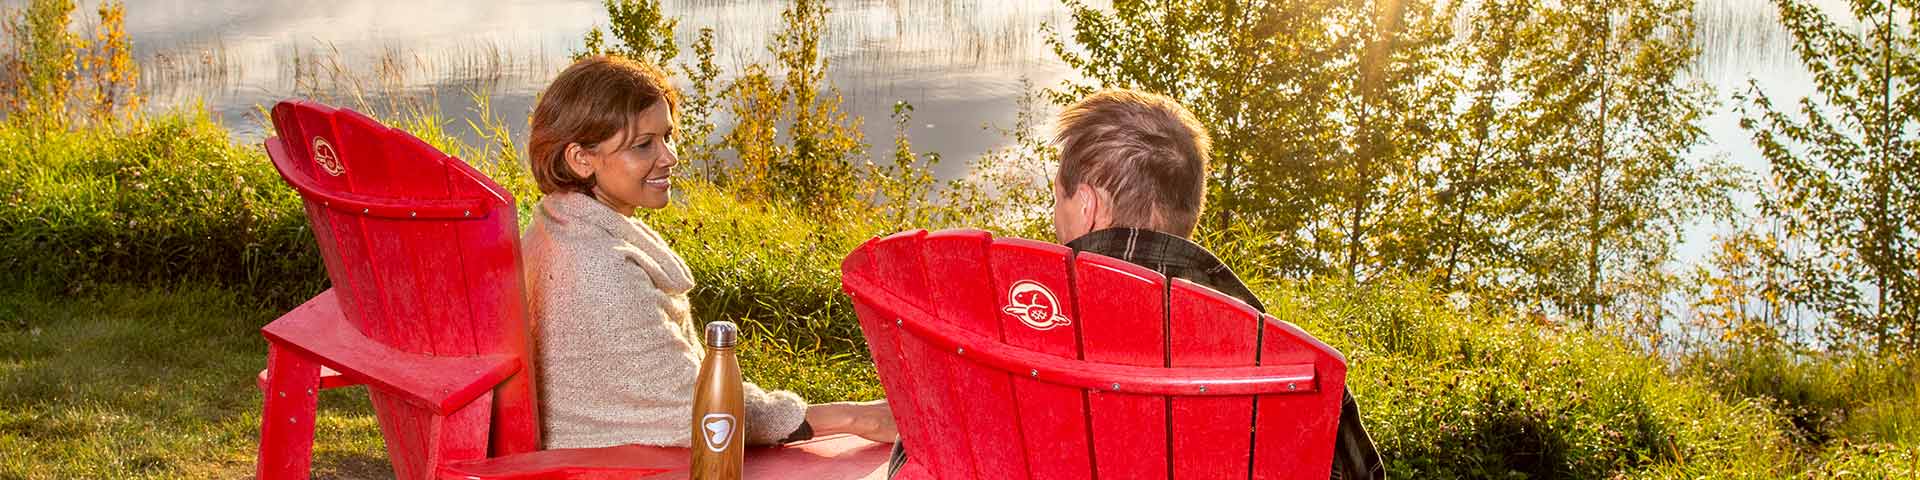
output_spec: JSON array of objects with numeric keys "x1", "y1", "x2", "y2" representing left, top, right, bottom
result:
[{"x1": 1054, "y1": 89, "x2": 1211, "y2": 237}]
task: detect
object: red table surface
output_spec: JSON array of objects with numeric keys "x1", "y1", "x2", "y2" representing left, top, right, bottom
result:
[{"x1": 440, "y1": 434, "x2": 893, "y2": 480}]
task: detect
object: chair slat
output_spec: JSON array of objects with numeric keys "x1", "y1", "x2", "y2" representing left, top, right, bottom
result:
[
  {"x1": 1074, "y1": 253, "x2": 1171, "y2": 480},
  {"x1": 332, "y1": 111, "x2": 454, "y2": 356},
  {"x1": 1251, "y1": 315, "x2": 1346, "y2": 480},
  {"x1": 272, "y1": 102, "x2": 351, "y2": 194},
  {"x1": 442, "y1": 391, "x2": 495, "y2": 466},
  {"x1": 990, "y1": 239, "x2": 1093, "y2": 480},
  {"x1": 860, "y1": 231, "x2": 980, "y2": 479},
  {"x1": 849, "y1": 301, "x2": 925, "y2": 439},
  {"x1": 280, "y1": 107, "x2": 392, "y2": 345},
  {"x1": 921, "y1": 230, "x2": 1030, "y2": 479},
  {"x1": 1167, "y1": 279, "x2": 1260, "y2": 479},
  {"x1": 845, "y1": 234, "x2": 944, "y2": 477},
  {"x1": 269, "y1": 133, "x2": 360, "y2": 334},
  {"x1": 373, "y1": 393, "x2": 434, "y2": 480},
  {"x1": 443, "y1": 165, "x2": 541, "y2": 455}
]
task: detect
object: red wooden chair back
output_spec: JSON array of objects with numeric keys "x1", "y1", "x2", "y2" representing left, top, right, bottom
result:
[
  {"x1": 840, "y1": 229, "x2": 1348, "y2": 479},
  {"x1": 263, "y1": 100, "x2": 540, "y2": 476}
]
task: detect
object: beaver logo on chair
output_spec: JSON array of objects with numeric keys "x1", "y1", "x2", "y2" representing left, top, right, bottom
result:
[
  {"x1": 312, "y1": 137, "x2": 345, "y2": 177},
  {"x1": 1003, "y1": 280, "x2": 1072, "y2": 331}
]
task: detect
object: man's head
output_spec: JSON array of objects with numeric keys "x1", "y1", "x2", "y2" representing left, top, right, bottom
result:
[{"x1": 1051, "y1": 88, "x2": 1211, "y2": 243}]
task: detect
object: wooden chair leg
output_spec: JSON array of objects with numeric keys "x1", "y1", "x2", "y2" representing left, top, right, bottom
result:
[
  {"x1": 369, "y1": 390, "x2": 494, "y2": 480},
  {"x1": 441, "y1": 392, "x2": 495, "y2": 465},
  {"x1": 258, "y1": 342, "x2": 323, "y2": 480}
]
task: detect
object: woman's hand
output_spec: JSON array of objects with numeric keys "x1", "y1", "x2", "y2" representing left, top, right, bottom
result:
[{"x1": 804, "y1": 399, "x2": 897, "y2": 444}]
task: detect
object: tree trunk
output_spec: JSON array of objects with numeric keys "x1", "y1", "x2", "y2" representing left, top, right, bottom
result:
[{"x1": 1584, "y1": 7, "x2": 1612, "y2": 329}]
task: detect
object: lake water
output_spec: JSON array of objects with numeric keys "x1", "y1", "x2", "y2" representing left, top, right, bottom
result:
[
  {"x1": 110, "y1": 0, "x2": 1854, "y2": 185},
  {"x1": 115, "y1": 0, "x2": 1078, "y2": 183},
  {"x1": 112, "y1": 0, "x2": 1858, "y2": 296}
]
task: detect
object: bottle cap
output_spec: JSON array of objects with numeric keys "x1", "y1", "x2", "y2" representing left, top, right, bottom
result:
[{"x1": 704, "y1": 321, "x2": 739, "y2": 348}]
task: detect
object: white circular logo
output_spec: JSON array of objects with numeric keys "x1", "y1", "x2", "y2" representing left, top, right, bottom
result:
[
  {"x1": 1002, "y1": 280, "x2": 1072, "y2": 331},
  {"x1": 312, "y1": 137, "x2": 345, "y2": 177},
  {"x1": 701, "y1": 413, "x2": 735, "y2": 452}
]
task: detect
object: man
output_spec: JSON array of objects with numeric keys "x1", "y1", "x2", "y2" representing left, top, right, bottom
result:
[
  {"x1": 888, "y1": 88, "x2": 1383, "y2": 479},
  {"x1": 1049, "y1": 88, "x2": 1386, "y2": 480}
]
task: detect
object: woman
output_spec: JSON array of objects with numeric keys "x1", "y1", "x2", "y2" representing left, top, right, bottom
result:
[{"x1": 521, "y1": 55, "x2": 895, "y2": 449}]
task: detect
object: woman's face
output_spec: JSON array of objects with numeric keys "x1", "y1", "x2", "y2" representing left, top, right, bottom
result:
[{"x1": 567, "y1": 101, "x2": 678, "y2": 216}]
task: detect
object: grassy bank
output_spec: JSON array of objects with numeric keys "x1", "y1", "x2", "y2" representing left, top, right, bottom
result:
[
  {"x1": 1270, "y1": 280, "x2": 1916, "y2": 478},
  {"x1": 6, "y1": 0, "x2": 1916, "y2": 476},
  {"x1": 4, "y1": 272, "x2": 1912, "y2": 478},
  {"x1": 1, "y1": 108, "x2": 1915, "y2": 478},
  {"x1": 0, "y1": 110, "x2": 320, "y2": 306}
]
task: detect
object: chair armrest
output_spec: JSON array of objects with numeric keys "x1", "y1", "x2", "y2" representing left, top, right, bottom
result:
[
  {"x1": 261, "y1": 289, "x2": 523, "y2": 415},
  {"x1": 255, "y1": 365, "x2": 362, "y2": 393},
  {"x1": 436, "y1": 435, "x2": 893, "y2": 480}
]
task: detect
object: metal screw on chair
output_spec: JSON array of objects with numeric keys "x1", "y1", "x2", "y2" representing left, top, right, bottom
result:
[
  {"x1": 278, "y1": 391, "x2": 285, "y2": 398},
  {"x1": 410, "y1": 211, "x2": 418, "y2": 218},
  {"x1": 288, "y1": 417, "x2": 297, "y2": 424},
  {"x1": 1287, "y1": 382, "x2": 1298, "y2": 392},
  {"x1": 1110, "y1": 383, "x2": 1121, "y2": 391},
  {"x1": 1030, "y1": 369, "x2": 1038, "y2": 377},
  {"x1": 896, "y1": 319, "x2": 903, "y2": 327},
  {"x1": 307, "y1": 388, "x2": 314, "y2": 395},
  {"x1": 1198, "y1": 385, "x2": 1208, "y2": 393},
  {"x1": 362, "y1": 208, "x2": 370, "y2": 214},
  {"x1": 463, "y1": 210, "x2": 471, "y2": 217},
  {"x1": 956, "y1": 347, "x2": 965, "y2": 355}
]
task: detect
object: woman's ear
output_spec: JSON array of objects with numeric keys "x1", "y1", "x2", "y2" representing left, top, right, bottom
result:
[{"x1": 564, "y1": 142, "x2": 594, "y2": 179}]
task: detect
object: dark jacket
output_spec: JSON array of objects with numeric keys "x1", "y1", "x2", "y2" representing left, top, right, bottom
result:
[{"x1": 1067, "y1": 228, "x2": 1386, "y2": 480}]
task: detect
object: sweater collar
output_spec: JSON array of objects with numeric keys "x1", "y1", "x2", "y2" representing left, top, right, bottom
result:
[{"x1": 540, "y1": 191, "x2": 695, "y2": 294}]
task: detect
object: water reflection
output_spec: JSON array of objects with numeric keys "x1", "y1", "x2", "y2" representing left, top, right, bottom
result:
[
  {"x1": 121, "y1": 0, "x2": 1078, "y2": 182},
  {"x1": 117, "y1": 0, "x2": 1863, "y2": 182}
]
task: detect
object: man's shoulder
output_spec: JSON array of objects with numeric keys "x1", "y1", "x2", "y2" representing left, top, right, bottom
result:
[{"x1": 1066, "y1": 228, "x2": 1265, "y2": 312}]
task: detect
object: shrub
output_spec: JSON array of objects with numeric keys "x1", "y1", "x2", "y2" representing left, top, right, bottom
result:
[
  {"x1": 0, "y1": 109, "x2": 322, "y2": 306},
  {"x1": 1681, "y1": 345, "x2": 1919, "y2": 447},
  {"x1": 1263, "y1": 278, "x2": 1791, "y2": 478}
]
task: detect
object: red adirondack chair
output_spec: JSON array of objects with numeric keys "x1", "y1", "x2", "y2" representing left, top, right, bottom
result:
[
  {"x1": 255, "y1": 100, "x2": 890, "y2": 480},
  {"x1": 840, "y1": 229, "x2": 1350, "y2": 479}
]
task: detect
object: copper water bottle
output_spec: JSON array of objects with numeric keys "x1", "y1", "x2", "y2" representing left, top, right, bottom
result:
[{"x1": 691, "y1": 321, "x2": 745, "y2": 480}]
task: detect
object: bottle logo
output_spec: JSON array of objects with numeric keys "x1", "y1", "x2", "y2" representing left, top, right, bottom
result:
[
  {"x1": 701, "y1": 413, "x2": 736, "y2": 452},
  {"x1": 311, "y1": 137, "x2": 345, "y2": 177},
  {"x1": 1003, "y1": 280, "x2": 1071, "y2": 331}
]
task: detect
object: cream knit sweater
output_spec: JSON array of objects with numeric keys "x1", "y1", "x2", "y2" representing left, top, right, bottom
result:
[{"x1": 522, "y1": 191, "x2": 809, "y2": 449}]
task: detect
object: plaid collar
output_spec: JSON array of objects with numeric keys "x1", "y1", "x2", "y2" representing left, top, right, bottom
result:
[{"x1": 1065, "y1": 227, "x2": 1265, "y2": 312}]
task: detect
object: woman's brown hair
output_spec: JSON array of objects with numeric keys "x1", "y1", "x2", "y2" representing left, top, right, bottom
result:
[{"x1": 528, "y1": 55, "x2": 680, "y2": 195}]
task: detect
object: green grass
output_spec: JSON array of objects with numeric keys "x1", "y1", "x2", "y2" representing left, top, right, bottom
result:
[
  {"x1": 0, "y1": 282, "x2": 876, "y2": 479},
  {"x1": 0, "y1": 285, "x2": 384, "y2": 479}
]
